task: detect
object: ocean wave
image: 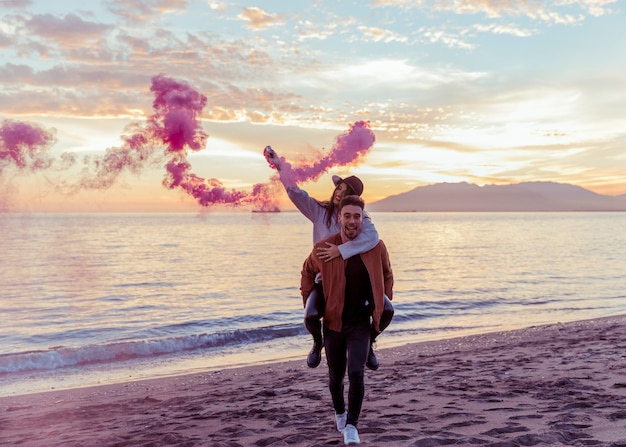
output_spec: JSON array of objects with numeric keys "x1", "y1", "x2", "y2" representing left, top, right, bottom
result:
[{"x1": 0, "y1": 324, "x2": 303, "y2": 374}]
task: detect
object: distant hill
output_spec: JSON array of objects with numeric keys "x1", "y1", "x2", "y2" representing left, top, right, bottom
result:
[{"x1": 368, "y1": 182, "x2": 626, "y2": 212}]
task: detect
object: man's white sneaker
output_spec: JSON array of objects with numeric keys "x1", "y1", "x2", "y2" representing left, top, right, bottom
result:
[
  {"x1": 335, "y1": 412, "x2": 347, "y2": 433},
  {"x1": 343, "y1": 424, "x2": 360, "y2": 445}
]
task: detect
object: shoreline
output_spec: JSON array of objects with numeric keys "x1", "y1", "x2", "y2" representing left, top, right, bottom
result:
[
  {"x1": 3, "y1": 308, "x2": 619, "y2": 399},
  {"x1": 2, "y1": 314, "x2": 626, "y2": 446}
]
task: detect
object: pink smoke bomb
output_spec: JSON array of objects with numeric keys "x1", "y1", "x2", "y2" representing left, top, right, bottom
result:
[{"x1": 264, "y1": 145, "x2": 277, "y2": 169}]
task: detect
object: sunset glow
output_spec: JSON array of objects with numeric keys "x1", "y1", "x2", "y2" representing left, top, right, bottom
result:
[{"x1": 1, "y1": 0, "x2": 624, "y2": 212}]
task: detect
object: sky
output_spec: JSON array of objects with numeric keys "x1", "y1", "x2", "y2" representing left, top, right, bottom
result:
[{"x1": 0, "y1": 0, "x2": 624, "y2": 212}]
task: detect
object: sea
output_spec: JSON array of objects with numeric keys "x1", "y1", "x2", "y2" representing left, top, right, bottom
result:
[{"x1": 1, "y1": 211, "x2": 625, "y2": 397}]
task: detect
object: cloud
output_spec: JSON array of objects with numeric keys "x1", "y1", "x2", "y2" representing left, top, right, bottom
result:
[
  {"x1": 0, "y1": 63, "x2": 150, "y2": 116},
  {"x1": 0, "y1": 31, "x2": 11, "y2": 47},
  {"x1": 107, "y1": 0, "x2": 189, "y2": 23},
  {"x1": 422, "y1": 28, "x2": 476, "y2": 49},
  {"x1": 0, "y1": 0, "x2": 31, "y2": 9},
  {"x1": 296, "y1": 20, "x2": 338, "y2": 41},
  {"x1": 0, "y1": 13, "x2": 290, "y2": 117},
  {"x1": 303, "y1": 59, "x2": 486, "y2": 93},
  {"x1": 25, "y1": 13, "x2": 111, "y2": 46},
  {"x1": 209, "y1": 2, "x2": 227, "y2": 13},
  {"x1": 0, "y1": 60, "x2": 147, "y2": 87},
  {"x1": 358, "y1": 25, "x2": 408, "y2": 43},
  {"x1": 372, "y1": 0, "x2": 617, "y2": 24},
  {"x1": 471, "y1": 22, "x2": 535, "y2": 37},
  {"x1": 237, "y1": 7, "x2": 285, "y2": 30}
]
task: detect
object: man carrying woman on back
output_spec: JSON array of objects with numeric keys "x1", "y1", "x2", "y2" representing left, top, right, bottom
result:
[{"x1": 264, "y1": 146, "x2": 393, "y2": 371}]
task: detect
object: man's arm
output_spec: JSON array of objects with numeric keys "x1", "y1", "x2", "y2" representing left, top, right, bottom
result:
[{"x1": 380, "y1": 240, "x2": 394, "y2": 301}]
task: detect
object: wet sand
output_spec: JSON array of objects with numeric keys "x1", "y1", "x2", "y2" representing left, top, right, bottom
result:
[{"x1": 2, "y1": 315, "x2": 626, "y2": 446}]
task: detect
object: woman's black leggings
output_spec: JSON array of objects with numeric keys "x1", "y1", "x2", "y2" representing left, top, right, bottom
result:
[
  {"x1": 304, "y1": 284, "x2": 325, "y2": 345},
  {"x1": 373, "y1": 295, "x2": 394, "y2": 342}
]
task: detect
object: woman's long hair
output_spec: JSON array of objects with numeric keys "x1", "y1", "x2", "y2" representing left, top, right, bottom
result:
[{"x1": 317, "y1": 181, "x2": 357, "y2": 228}]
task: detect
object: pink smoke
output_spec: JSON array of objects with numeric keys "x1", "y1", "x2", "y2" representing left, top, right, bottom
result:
[
  {"x1": 150, "y1": 74, "x2": 208, "y2": 154},
  {"x1": 152, "y1": 74, "x2": 261, "y2": 207},
  {"x1": 278, "y1": 121, "x2": 375, "y2": 185},
  {"x1": 1, "y1": 75, "x2": 376, "y2": 211},
  {"x1": 264, "y1": 121, "x2": 376, "y2": 197},
  {"x1": 0, "y1": 120, "x2": 56, "y2": 175},
  {"x1": 147, "y1": 75, "x2": 376, "y2": 209},
  {"x1": 75, "y1": 74, "x2": 209, "y2": 192}
]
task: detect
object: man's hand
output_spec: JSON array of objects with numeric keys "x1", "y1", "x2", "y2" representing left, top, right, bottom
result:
[{"x1": 317, "y1": 242, "x2": 341, "y2": 262}]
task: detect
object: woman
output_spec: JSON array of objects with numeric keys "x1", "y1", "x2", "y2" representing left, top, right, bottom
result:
[{"x1": 264, "y1": 146, "x2": 393, "y2": 370}]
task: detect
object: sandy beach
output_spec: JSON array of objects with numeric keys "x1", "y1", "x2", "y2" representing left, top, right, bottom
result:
[{"x1": 2, "y1": 315, "x2": 626, "y2": 447}]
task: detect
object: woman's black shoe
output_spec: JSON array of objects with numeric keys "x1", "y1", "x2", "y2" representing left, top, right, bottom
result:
[
  {"x1": 307, "y1": 342, "x2": 322, "y2": 368},
  {"x1": 366, "y1": 345, "x2": 379, "y2": 370}
]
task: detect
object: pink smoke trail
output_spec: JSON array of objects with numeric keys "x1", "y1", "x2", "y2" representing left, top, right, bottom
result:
[
  {"x1": 293, "y1": 120, "x2": 374, "y2": 183},
  {"x1": 265, "y1": 120, "x2": 376, "y2": 187},
  {"x1": 52, "y1": 74, "x2": 264, "y2": 208},
  {"x1": 149, "y1": 75, "x2": 376, "y2": 209},
  {"x1": 74, "y1": 73, "x2": 210, "y2": 191},
  {"x1": 0, "y1": 120, "x2": 56, "y2": 175},
  {"x1": 152, "y1": 74, "x2": 262, "y2": 207}
]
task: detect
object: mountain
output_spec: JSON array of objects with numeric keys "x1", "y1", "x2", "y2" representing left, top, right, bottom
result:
[{"x1": 368, "y1": 182, "x2": 626, "y2": 212}]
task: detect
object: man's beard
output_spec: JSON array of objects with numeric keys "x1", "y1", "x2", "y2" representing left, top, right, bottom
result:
[{"x1": 343, "y1": 225, "x2": 360, "y2": 239}]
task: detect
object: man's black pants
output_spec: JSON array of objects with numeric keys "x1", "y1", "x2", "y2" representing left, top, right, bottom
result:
[{"x1": 323, "y1": 320, "x2": 370, "y2": 427}]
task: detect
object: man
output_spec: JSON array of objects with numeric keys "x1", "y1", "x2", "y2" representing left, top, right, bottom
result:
[{"x1": 301, "y1": 195, "x2": 394, "y2": 445}]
